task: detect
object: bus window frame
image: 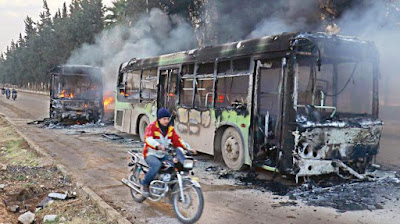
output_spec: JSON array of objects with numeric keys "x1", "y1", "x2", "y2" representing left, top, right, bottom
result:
[
  {"x1": 117, "y1": 69, "x2": 142, "y2": 103},
  {"x1": 157, "y1": 65, "x2": 182, "y2": 109},
  {"x1": 194, "y1": 60, "x2": 217, "y2": 110},
  {"x1": 214, "y1": 56, "x2": 253, "y2": 111},
  {"x1": 140, "y1": 68, "x2": 158, "y2": 103}
]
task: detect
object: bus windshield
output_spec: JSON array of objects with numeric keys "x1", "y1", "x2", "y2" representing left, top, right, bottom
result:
[
  {"x1": 296, "y1": 57, "x2": 374, "y2": 118},
  {"x1": 52, "y1": 74, "x2": 101, "y2": 100}
]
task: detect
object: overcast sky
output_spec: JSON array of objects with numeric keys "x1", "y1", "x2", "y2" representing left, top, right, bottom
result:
[{"x1": 0, "y1": 0, "x2": 113, "y2": 53}]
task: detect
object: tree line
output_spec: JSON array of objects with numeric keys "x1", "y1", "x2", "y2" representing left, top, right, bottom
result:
[{"x1": 1, "y1": 0, "x2": 399, "y2": 88}]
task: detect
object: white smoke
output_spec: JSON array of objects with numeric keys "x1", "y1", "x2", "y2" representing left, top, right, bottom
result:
[
  {"x1": 67, "y1": 8, "x2": 197, "y2": 91},
  {"x1": 335, "y1": 1, "x2": 400, "y2": 110},
  {"x1": 247, "y1": 0, "x2": 321, "y2": 39}
]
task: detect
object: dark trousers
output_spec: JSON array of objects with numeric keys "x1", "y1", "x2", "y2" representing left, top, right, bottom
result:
[{"x1": 142, "y1": 148, "x2": 185, "y2": 186}]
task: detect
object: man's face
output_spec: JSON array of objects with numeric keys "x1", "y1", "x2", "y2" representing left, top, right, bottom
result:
[{"x1": 158, "y1": 117, "x2": 170, "y2": 126}]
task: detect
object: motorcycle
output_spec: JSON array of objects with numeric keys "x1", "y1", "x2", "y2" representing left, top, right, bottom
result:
[
  {"x1": 5, "y1": 89, "x2": 10, "y2": 99},
  {"x1": 122, "y1": 147, "x2": 204, "y2": 224},
  {"x1": 11, "y1": 89, "x2": 17, "y2": 100},
  {"x1": 1, "y1": 88, "x2": 4, "y2": 95}
]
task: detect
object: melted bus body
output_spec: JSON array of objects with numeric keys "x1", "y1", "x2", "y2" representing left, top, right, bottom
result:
[
  {"x1": 114, "y1": 32, "x2": 382, "y2": 179},
  {"x1": 49, "y1": 65, "x2": 104, "y2": 123}
]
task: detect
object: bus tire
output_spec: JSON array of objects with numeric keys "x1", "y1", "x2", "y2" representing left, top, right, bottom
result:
[
  {"x1": 221, "y1": 127, "x2": 245, "y2": 170},
  {"x1": 138, "y1": 115, "x2": 150, "y2": 142}
]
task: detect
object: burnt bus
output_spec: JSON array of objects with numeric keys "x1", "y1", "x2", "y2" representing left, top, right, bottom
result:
[
  {"x1": 49, "y1": 65, "x2": 103, "y2": 123},
  {"x1": 115, "y1": 32, "x2": 382, "y2": 180}
]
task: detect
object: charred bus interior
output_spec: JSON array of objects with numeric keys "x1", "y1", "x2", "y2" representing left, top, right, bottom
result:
[
  {"x1": 252, "y1": 34, "x2": 382, "y2": 181},
  {"x1": 49, "y1": 65, "x2": 103, "y2": 124}
]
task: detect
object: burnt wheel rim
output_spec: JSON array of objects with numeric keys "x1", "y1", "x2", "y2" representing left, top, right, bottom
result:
[{"x1": 223, "y1": 136, "x2": 240, "y2": 162}]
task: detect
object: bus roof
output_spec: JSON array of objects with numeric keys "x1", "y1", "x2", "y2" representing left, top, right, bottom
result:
[
  {"x1": 122, "y1": 32, "x2": 375, "y2": 72},
  {"x1": 49, "y1": 65, "x2": 101, "y2": 76}
]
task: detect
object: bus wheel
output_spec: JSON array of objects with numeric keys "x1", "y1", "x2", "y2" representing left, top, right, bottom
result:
[
  {"x1": 221, "y1": 127, "x2": 245, "y2": 170},
  {"x1": 138, "y1": 116, "x2": 150, "y2": 142}
]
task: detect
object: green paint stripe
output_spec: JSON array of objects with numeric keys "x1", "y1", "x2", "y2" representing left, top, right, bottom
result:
[{"x1": 257, "y1": 164, "x2": 279, "y2": 173}]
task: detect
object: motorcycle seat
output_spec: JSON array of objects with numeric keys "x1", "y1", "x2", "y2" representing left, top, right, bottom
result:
[{"x1": 136, "y1": 153, "x2": 173, "y2": 170}]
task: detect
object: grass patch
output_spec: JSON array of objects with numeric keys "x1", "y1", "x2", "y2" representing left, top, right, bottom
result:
[
  {"x1": 0, "y1": 117, "x2": 40, "y2": 166},
  {"x1": 16, "y1": 174, "x2": 26, "y2": 181}
]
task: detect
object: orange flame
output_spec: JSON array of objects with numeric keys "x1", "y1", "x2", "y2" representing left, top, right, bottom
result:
[
  {"x1": 103, "y1": 90, "x2": 115, "y2": 111},
  {"x1": 59, "y1": 90, "x2": 74, "y2": 98},
  {"x1": 120, "y1": 90, "x2": 129, "y2": 97},
  {"x1": 59, "y1": 90, "x2": 65, "y2": 98},
  {"x1": 103, "y1": 97, "x2": 114, "y2": 110}
]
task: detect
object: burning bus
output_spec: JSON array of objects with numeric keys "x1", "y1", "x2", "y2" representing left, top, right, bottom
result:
[
  {"x1": 49, "y1": 65, "x2": 105, "y2": 123},
  {"x1": 114, "y1": 32, "x2": 382, "y2": 180}
]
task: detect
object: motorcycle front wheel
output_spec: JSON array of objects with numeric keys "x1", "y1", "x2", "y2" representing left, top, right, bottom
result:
[
  {"x1": 172, "y1": 181, "x2": 204, "y2": 224},
  {"x1": 129, "y1": 173, "x2": 146, "y2": 203}
]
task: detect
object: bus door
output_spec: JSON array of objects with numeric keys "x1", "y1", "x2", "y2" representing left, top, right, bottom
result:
[
  {"x1": 252, "y1": 59, "x2": 285, "y2": 166},
  {"x1": 158, "y1": 68, "x2": 179, "y2": 111}
]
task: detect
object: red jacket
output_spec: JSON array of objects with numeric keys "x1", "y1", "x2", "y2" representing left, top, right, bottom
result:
[{"x1": 143, "y1": 121, "x2": 190, "y2": 158}]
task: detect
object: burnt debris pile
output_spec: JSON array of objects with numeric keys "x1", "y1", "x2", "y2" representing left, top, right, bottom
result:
[
  {"x1": 27, "y1": 118, "x2": 106, "y2": 129},
  {"x1": 102, "y1": 133, "x2": 142, "y2": 146},
  {"x1": 289, "y1": 170, "x2": 400, "y2": 212},
  {"x1": 239, "y1": 172, "x2": 293, "y2": 196}
]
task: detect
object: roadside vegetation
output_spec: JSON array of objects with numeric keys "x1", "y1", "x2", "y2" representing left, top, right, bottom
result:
[{"x1": 0, "y1": 116, "x2": 112, "y2": 224}]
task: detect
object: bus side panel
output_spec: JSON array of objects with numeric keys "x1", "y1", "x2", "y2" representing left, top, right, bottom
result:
[
  {"x1": 114, "y1": 94, "x2": 135, "y2": 132},
  {"x1": 175, "y1": 107, "x2": 216, "y2": 155},
  {"x1": 130, "y1": 102, "x2": 157, "y2": 135},
  {"x1": 122, "y1": 109, "x2": 132, "y2": 133}
]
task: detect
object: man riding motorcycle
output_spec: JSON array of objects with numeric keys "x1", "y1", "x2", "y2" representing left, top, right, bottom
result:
[{"x1": 141, "y1": 107, "x2": 196, "y2": 197}]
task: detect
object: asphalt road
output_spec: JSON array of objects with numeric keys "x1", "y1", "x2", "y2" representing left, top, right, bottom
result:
[{"x1": 0, "y1": 91, "x2": 399, "y2": 224}]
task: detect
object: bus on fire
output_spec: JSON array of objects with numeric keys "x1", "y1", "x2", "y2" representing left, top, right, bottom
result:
[{"x1": 114, "y1": 32, "x2": 382, "y2": 181}]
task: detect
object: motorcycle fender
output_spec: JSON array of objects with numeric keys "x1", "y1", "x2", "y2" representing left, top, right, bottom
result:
[{"x1": 190, "y1": 177, "x2": 201, "y2": 188}]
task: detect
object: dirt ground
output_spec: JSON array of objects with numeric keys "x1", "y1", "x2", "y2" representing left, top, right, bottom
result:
[
  {"x1": 0, "y1": 116, "x2": 112, "y2": 224},
  {"x1": 1, "y1": 92, "x2": 400, "y2": 224}
]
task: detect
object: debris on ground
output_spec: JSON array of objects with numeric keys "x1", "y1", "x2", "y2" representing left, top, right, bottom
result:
[
  {"x1": 0, "y1": 116, "x2": 113, "y2": 223},
  {"x1": 36, "y1": 197, "x2": 53, "y2": 210},
  {"x1": 102, "y1": 133, "x2": 142, "y2": 145},
  {"x1": 238, "y1": 172, "x2": 293, "y2": 196},
  {"x1": 218, "y1": 169, "x2": 234, "y2": 179},
  {"x1": 18, "y1": 211, "x2": 35, "y2": 224},
  {"x1": 289, "y1": 170, "x2": 400, "y2": 212},
  {"x1": 8, "y1": 204, "x2": 20, "y2": 213},
  {"x1": 102, "y1": 133, "x2": 123, "y2": 140},
  {"x1": 196, "y1": 147, "x2": 400, "y2": 213},
  {"x1": 43, "y1": 214, "x2": 58, "y2": 222},
  {"x1": 48, "y1": 192, "x2": 68, "y2": 200},
  {"x1": 66, "y1": 130, "x2": 86, "y2": 135},
  {"x1": 205, "y1": 166, "x2": 218, "y2": 172},
  {"x1": 28, "y1": 118, "x2": 106, "y2": 129},
  {"x1": 271, "y1": 201, "x2": 298, "y2": 208}
]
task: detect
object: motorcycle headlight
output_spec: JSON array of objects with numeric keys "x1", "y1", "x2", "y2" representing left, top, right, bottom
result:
[{"x1": 183, "y1": 160, "x2": 194, "y2": 169}]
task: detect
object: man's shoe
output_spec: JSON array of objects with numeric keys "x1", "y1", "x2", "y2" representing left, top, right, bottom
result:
[{"x1": 141, "y1": 185, "x2": 150, "y2": 197}]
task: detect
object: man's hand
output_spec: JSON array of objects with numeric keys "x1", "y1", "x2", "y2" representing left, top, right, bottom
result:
[
  {"x1": 188, "y1": 148, "x2": 197, "y2": 155},
  {"x1": 157, "y1": 145, "x2": 166, "y2": 151}
]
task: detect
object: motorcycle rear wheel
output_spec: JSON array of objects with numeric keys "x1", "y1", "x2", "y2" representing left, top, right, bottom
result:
[{"x1": 172, "y1": 181, "x2": 204, "y2": 224}]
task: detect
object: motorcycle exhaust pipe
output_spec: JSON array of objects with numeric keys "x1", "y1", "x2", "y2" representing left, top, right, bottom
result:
[{"x1": 121, "y1": 178, "x2": 142, "y2": 193}]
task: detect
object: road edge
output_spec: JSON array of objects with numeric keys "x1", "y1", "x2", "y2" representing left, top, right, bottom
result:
[
  {"x1": 16, "y1": 88, "x2": 49, "y2": 96},
  {"x1": 1, "y1": 114, "x2": 132, "y2": 224}
]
